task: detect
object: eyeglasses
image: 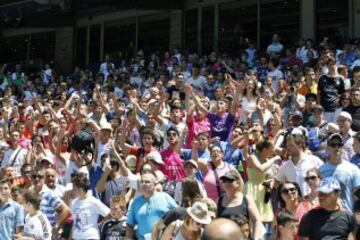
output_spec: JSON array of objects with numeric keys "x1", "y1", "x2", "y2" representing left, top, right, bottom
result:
[
  {"x1": 140, "y1": 180, "x2": 152, "y2": 184},
  {"x1": 305, "y1": 175, "x2": 318, "y2": 182},
  {"x1": 281, "y1": 187, "x2": 297, "y2": 194},
  {"x1": 32, "y1": 174, "x2": 44, "y2": 180},
  {"x1": 210, "y1": 149, "x2": 222, "y2": 154}
]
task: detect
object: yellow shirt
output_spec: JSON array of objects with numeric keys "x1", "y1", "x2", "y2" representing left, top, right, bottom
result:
[{"x1": 298, "y1": 83, "x2": 318, "y2": 96}]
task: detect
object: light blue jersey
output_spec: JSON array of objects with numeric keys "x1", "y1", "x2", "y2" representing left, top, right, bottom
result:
[
  {"x1": 127, "y1": 192, "x2": 177, "y2": 240},
  {"x1": 320, "y1": 161, "x2": 360, "y2": 211}
]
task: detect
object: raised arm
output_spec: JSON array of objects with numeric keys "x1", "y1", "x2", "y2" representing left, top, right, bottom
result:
[
  {"x1": 190, "y1": 91, "x2": 209, "y2": 115},
  {"x1": 226, "y1": 74, "x2": 241, "y2": 116},
  {"x1": 153, "y1": 92, "x2": 168, "y2": 125}
]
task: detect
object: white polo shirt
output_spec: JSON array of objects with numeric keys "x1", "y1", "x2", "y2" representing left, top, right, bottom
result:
[{"x1": 275, "y1": 154, "x2": 323, "y2": 196}]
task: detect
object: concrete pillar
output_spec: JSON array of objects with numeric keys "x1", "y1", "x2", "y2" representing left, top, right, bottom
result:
[
  {"x1": 354, "y1": 0, "x2": 360, "y2": 38},
  {"x1": 301, "y1": 0, "x2": 315, "y2": 40},
  {"x1": 54, "y1": 27, "x2": 74, "y2": 73},
  {"x1": 169, "y1": 10, "x2": 183, "y2": 49}
]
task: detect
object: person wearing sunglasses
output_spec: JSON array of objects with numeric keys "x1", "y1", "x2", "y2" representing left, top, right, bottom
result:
[
  {"x1": 298, "y1": 177, "x2": 356, "y2": 240},
  {"x1": 303, "y1": 168, "x2": 322, "y2": 207},
  {"x1": 217, "y1": 170, "x2": 263, "y2": 240},
  {"x1": 319, "y1": 133, "x2": 360, "y2": 212},
  {"x1": 31, "y1": 168, "x2": 70, "y2": 237},
  {"x1": 276, "y1": 181, "x2": 312, "y2": 226},
  {"x1": 160, "y1": 128, "x2": 185, "y2": 182}
]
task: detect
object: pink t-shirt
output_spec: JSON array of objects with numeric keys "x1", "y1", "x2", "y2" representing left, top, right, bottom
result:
[
  {"x1": 203, "y1": 162, "x2": 235, "y2": 201},
  {"x1": 185, "y1": 116, "x2": 211, "y2": 148},
  {"x1": 160, "y1": 148, "x2": 185, "y2": 181}
]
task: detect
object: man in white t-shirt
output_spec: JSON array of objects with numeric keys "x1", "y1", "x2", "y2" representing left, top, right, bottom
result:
[
  {"x1": 1, "y1": 130, "x2": 27, "y2": 177},
  {"x1": 71, "y1": 175, "x2": 110, "y2": 240},
  {"x1": 99, "y1": 54, "x2": 115, "y2": 80},
  {"x1": 19, "y1": 190, "x2": 52, "y2": 240},
  {"x1": 275, "y1": 133, "x2": 323, "y2": 196},
  {"x1": 186, "y1": 63, "x2": 206, "y2": 89},
  {"x1": 267, "y1": 58, "x2": 283, "y2": 93}
]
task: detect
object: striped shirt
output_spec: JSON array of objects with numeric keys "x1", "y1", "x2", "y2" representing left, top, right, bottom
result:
[{"x1": 39, "y1": 186, "x2": 62, "y2": 226}]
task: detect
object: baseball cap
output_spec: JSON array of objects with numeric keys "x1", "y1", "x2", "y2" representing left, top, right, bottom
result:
[
  {"x1": 327, "y1": 133, "x2": 344, "y2": 147},
  {"x1": 40, "y1": 155, "x2": 54, "y2": 165},
  {"x1": 220, "y1": 169, "x2": 241, "y2": 181},
  {"x1": 100, "y1": 122, "x2": 113, "y2": 132},
  {"x1": 317, "y1": 177, "x2": 341, "y2": 193},
  {"x1": 290, "y1": 110, "x2": 303, "y2": 119},
  {"x1": 145, "y1": 151, "x2": 164, "y2": 165},
  {"x1": 184, "y1": 159, "x2": 198, "y2": 169}
]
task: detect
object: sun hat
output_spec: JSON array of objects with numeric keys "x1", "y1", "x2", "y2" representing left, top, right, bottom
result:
[{"x1": 186, "y1": 202, "x2": 212, "y2": 225}]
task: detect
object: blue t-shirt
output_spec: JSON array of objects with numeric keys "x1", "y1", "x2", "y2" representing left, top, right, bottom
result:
[
  {"x1": 220, "y1": 141, "x2": 244, "y2": 168},
  {"x1": 127, "y1": 192, "x2": 177, "y2": 240},
  {"x1": 89, "y1": 165, "x2": 103, "y2": 199},
  {"x1": 320, "y1": 161, "x2": 360, "y2": 211},
  {"x1": 351, "y1": 153, "x2": 360, "y2": 169},
  {"x1": 0, "y1": 200, "x2": 24, "y2": 240},
  {"x1": 181, "y1": 149, "x2": 210, "y2": 162}
]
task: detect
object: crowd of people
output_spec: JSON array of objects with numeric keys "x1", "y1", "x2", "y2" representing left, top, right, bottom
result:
[{"x1": 1, "y1": 34, "x2": 360, "y2": 240}]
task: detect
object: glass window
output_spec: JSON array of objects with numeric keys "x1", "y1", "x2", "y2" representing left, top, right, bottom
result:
[
  {"x1": 185, "y1": 9, "x2": 198, "y2": 53},
  {"x1": 316, "y1": 0, "x2": 349, "y2": 41},
  {"x1": 30, "y1": 32, "x2": 55, "y2": 62},
  {"x1": 104, "y1": 19, "x2": 136, "y2": 57},
  {"x1": 76, "y1": 27, "x2": 87, "y2": 68},
  {"x1": 0, "y1": 32, "x2": 55, "y2": 64},
  {"x1": 219, "y1": 3, "x2": 257, "y2": 54},
  {"x1": 89, "y1": 24, "x2": 101, "y2": 64},
  {"x1": 260, "y1": 0, "x2": 300, "y2": 48},
  {"x1": 201, "y1": 6, "x2": 215, "y2": 55},
  {"x1": 138, "y1": 18, "x2": 170, "y2": 53}
]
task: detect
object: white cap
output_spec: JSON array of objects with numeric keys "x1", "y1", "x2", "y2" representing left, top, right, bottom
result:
[
  {"x1": 337, "y1": 111, "x2": 352, "y2": 122},
  {"x1": 145, "y1": 151, "x2": 164, "y2": 165},
  {"x1": 100, "y1": 122, "x2": 113, "y2": 131}
]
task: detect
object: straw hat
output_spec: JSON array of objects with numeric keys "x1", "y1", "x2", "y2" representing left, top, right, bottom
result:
[{"x1": 186, "y1": 202, "x2": 212, "y2": 225}]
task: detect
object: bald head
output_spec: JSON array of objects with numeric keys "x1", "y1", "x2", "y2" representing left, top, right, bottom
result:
[{"x1": 202, "y1": 218, "x2": 244, "y2": 240}]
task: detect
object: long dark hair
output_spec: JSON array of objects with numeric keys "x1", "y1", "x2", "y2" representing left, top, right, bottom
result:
[
  {"x1": 276, "y1": 181, "x2": 303, "y2": 209},
  {"x1": 182, "y1": 178, "x2": 202, "y2": 208}
]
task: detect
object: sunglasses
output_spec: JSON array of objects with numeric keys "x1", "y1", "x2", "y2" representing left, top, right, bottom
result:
[
  {"x1": 167, "y1": 132, "x2": 178, "y2": 137},
  {"x1": 221, "y1": 178, "x2": 235, "y2": 183},
  {"x1": 32, "y1": 174, "x2": 44, "y2": 180},
  {"x1": 23, "y1": 170, "x2": 32, "y2": 175},
  {"x1": 329, "y1": 142, "x2": 343, "y2": 148},
  {"x1": 281, "y1": 187, "x2": 297, "y2": 194},
  {"x1": 305, "y1": 175, "x2": 318, "y2": 182}
]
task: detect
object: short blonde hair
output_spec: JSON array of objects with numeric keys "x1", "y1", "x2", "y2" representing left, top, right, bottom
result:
[{"x1": 110, "y1": 195, "x2": 126, "y2": 210}]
